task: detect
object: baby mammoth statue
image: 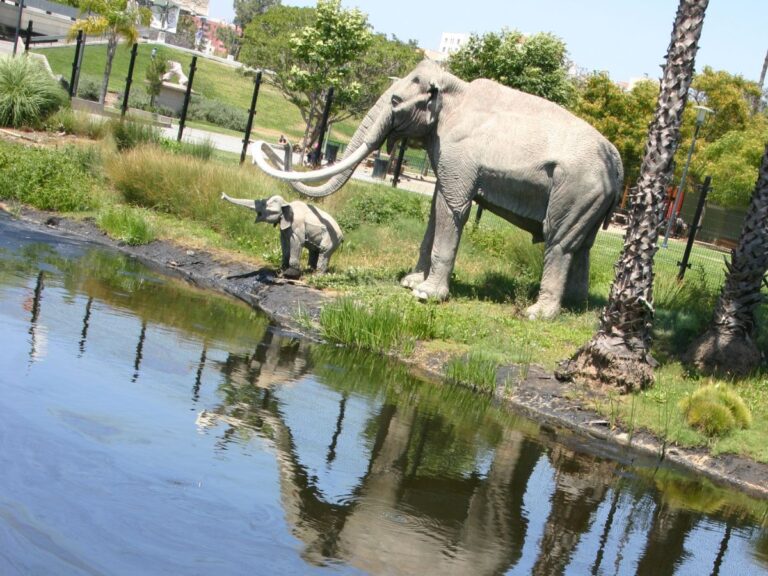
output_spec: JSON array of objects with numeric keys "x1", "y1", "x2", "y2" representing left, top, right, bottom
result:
[{"x1": 221, "y1": 193, "x2": 343, "y2": 278}]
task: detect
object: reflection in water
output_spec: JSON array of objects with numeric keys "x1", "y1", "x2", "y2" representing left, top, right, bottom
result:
[
  {"x1": 1, "y1": 215, "x2": 767, "y2": 576},
  {"x1": 78, "y1": 296, "x2": 93, "y2": 357}
]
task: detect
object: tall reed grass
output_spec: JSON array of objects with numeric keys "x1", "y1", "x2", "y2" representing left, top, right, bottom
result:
[{"x1": 0, "y1": 56, "x2": 67, "y2": 128}]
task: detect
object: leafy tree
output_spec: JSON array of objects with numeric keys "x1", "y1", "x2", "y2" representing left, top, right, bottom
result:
[
  {"x1": 234, "y1": 0, "x2": 280, "y2": 30},
  {"x1": 572, "y1": 72, "x2": 657, "y2": 188},
  {"x1": 447, "y1": 28, "x2": 575, "y2": 106},
  {"x1": 690, "y1": 67, "x2": 762, "y2": 141},
  {"x1": 145, "y1": 52, "x2": 168, "y2": 108},
  {"x1": 559, "y1": 0, "x2": 709, "y2": 391},
  {"x1": 692, "y1": 118, "x2": 768, "y2": 207},
  {"x1": 240, "y1": 0, "x2": 421, "y2": 149},
  {"x1": 68, "y1": 0, "x2": 151, "y2": 104}
]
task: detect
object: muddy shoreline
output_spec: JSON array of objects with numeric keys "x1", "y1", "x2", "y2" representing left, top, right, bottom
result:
[{"x1": 8, "y1": 206, "x2": 768, "y2": 501}]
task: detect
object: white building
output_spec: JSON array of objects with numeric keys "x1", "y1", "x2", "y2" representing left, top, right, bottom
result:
[{"x1": 438, "y1": 32, "x2": 469, "y2": 56}]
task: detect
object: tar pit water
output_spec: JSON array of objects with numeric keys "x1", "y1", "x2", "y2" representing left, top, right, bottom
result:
[{"x1": 0, "y1": 213, "x2": 766, "y2": 576}]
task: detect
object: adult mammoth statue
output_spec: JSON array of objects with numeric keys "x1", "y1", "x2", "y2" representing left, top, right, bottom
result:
[{"x1": 253, "y1": 60, "x2": 623, "y2": 319}]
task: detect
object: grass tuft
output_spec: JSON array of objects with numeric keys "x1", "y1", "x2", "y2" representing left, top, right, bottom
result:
[
  {"x1": 445, "y1": 351, "x2": 499, "y2": 394},
  {"x1": 679, "y1": 384, "x2": 752, "y2": 437},
  {"x1": 319, "y1": 295, "x2": 437, "y2": 355},
  {"x1": 97, "y1": 205, "x2": 156, "y2": 245}
]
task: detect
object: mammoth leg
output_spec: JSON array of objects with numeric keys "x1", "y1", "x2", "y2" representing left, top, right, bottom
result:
[
  {"x1": 279, "y1": 228, "x2": 291, "y2": 270},
  {"x1": 282, "y1": 229, "x2": 304, "y2": 279},
  {"x1": 401, "y1": 183, "x2": 438, "y2": 289},
  {"x1": 413, "y1": 188, "x2": 471, "y2": 301},
  {"x1": 563, "y1": 245, "x2": 590, "y2": 306},
  {"x1": 307, "y1": 248, "x2": 320, "y2": 271},
  {"x1": 526, "y1": 244, "x2": 572, "y2": 320}
]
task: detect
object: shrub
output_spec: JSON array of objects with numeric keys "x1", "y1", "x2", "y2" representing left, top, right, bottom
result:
[
  {"x1": 187, "y1": 96, "x2": 248, "y2": 131},
  {"x1": 0, "y1": 55, "x2": 68, "y2": 127},
  {"x1": 159, "y1": 137, "x2": 215, "y2": 160},
  {"x1": 46, "y1": 108, "x2": 109, "y2": 139},
  {"x1": 337, "y1": 186, "x2": 426, "y2": 230},
  {"x1": 110, "y1": 119, "x2": 162, "y2": 151},
  {"x1": 97, "y1": 206, "x2": 156, "y2": 245},
  {"x1": 0, "y1": 140, "x2": 96, "y2": 211},
  {"x1": 76, "y1": 75, "x2": 101, "y2": 102},
  {"x1": 679, "y1": 384, "x2": 752, "y2": 437}
]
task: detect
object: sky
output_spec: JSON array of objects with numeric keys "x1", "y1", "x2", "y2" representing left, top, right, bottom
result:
[{"x1": 207, "y1": 0, "x2": 767, "y2": 84}]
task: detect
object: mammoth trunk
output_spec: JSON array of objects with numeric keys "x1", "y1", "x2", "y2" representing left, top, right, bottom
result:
[{"x1": 286, "y1": 88, "x2": 396, "y2": 198}]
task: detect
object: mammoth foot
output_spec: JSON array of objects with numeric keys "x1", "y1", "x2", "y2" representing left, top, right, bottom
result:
[
  {"x1": 412, "y1": 280, "x2": 449, "y2": 302},
  {"x1": 400, "y1": 271, "x2": 427, "y2": 289},
  {"x1": 282, "y1": 267, "x2": 302, "y2": 280},
  {"x1": 525, "y1": 299, "x2": 560, "y2": 320}
]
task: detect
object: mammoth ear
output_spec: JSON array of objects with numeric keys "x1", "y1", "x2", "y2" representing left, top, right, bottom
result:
[
  {"x1": 427, "y1": 82, "x2": 442, "y2": 124},
  {"x1": 280, "y1": 203, "x2": 294, "y2": 230}
]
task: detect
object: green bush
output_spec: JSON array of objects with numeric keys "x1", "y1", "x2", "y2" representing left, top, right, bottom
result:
[
  {"x1": 0, "y1": 55, "x2": 68, "y2": 128},
  {"x1": 679, "y1": 384, "x2": 752, "y2": 437},
  {"x1": 188, "y1": 96, "x2": 248, "y2": 131},
  {"x1": 76, "y1": 75, "x2": 101, "y2": 102},
  {"x1": 159, "y1": 137, "x2": 215, "y2": 160},
  {"x1": 110, "y1": 119, "x2": 162, "y2": 151},
  {"x1": 337, "y1": 186, "x2": 427, "y2": 230},
  {"x1": 0, "y1": 140, "x2": 96, "y2": 211}
]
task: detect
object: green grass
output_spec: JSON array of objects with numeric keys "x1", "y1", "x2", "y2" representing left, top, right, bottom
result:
[
  {"x1": 319, "y1": 294, "x2": 438, "y2": 355},
  {"x1": 445, "y1": 352, "x2": 500, "y2": 394},
  {"x1": 0, "y1": 55, "x2": 68, "y2": 128},
  {"x1": 97, "y1": 205, "x2": 156, "y2": 245},
  {"x1": 33, "y1": 43, "x2": 348, "y2": 142}
]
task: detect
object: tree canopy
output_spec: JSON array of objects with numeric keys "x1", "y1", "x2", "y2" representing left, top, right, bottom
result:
[
  {"x1": 571, "y1": 72, "x2": 657, "y2": 188},
  {"x1": 447, "y1": 28, "x2": 575, "y2": 106},
  {"x1": 234, "y1": 0, "x2": 281, "y2": 30},
  {"x1": 239, "y1": 0, "x2": 422, "y2": 147}
]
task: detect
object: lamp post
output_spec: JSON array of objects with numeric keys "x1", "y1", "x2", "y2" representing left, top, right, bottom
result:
[{"x1": 661, "y1": 105, "x2": 713, "y2": 248}]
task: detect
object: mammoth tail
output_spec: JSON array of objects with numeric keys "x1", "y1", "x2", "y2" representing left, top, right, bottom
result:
[{"x1": 602, "y1": 146, "x2": 625, "y2": 230}]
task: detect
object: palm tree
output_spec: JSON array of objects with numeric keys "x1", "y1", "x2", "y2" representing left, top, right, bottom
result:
[
  {"x1": 558, "y1": 0, "x2": 709, "y2": 392},
  {"x1": 685, "y1": 144, "x2": 768, "y2": 376},
  {"x1": 69, "y1": 0, "x2": 151, "y2": 105}
]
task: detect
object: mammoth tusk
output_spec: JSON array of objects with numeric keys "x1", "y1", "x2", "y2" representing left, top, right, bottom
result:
[{"x1": 252, "y1": 140, "x2": 371, "y2": 182}]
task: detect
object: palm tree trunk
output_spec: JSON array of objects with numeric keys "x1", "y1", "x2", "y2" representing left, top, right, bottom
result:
[
  {"x1": 557, "y1": 0, "x2": 709, "y2": 392},
  {"x1": 684, "y1": 144, "x2": 768, "y2": 376},
  {"x1": 100, "y1": 34, "x2": 118, "y2": 105}
]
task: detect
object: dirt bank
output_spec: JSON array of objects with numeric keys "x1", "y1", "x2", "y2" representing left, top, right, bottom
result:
[{"x1": 8, "y1": 205, "x2": 768, "y2": 501}]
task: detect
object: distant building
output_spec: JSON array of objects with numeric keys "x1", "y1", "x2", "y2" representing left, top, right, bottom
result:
[
  {"x1": 438, "y1": 32, "x2": 469, "y2": 56},
  {"x1": 191, "y1": 16, "x2": 240, "y2": 57}
]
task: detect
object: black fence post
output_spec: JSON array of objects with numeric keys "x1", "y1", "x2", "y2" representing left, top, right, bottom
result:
[
  {"x1": 69, "y1": 30, "x2": 84, "y2": 99},
  {"x1": 121, "y1": 42, "x2": 139, "y2": 118},
  {"x1": 23, "y1": 20, "x2": 32, "y2": 53},
  {"x1": 177, "y1": 56, "x2": 197, "y2": 142},
  {"x1": 12, "y1": 0, "x2": 24, "y2": 56},
  {"x1": 314, "y1": 86, "x2": 333, "y2": 166},
  {"x1": 392, "y1": 139, "x2": 408, "y2": 188},
  {"x1": 678, "y1": 176, "x2": 712, "y2": 281},
  {"x1": 240, "y1": 70, "x2": 262, "y2": 164}
]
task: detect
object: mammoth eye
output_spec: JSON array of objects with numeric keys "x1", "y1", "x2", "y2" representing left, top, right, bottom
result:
[{"x1": 391, "y1": 95, "x2": 403, "y2": 107}]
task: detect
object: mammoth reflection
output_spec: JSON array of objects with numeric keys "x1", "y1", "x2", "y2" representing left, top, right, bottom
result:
[{"x1": 201, "y1": 339, "x2": 768, "y2": 576}]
